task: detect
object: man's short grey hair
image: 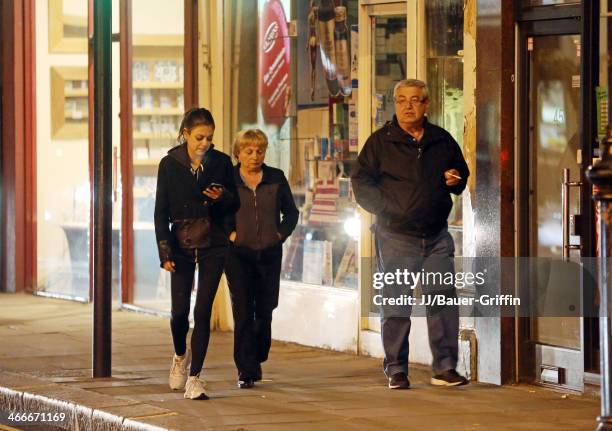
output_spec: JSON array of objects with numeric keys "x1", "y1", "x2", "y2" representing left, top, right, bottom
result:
[{"x1": 393, "y1": 79, "x2": 429, "y2": 101}]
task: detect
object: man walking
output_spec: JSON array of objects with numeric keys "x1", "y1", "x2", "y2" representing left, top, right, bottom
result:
[{"x1": 351, "y1": 79, "x2": 470, "y2": 389}]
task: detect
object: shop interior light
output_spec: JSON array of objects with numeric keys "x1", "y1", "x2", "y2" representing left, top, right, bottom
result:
[
  {"x1": 74, "y1": 184, "x2": 90, "y2": 203},
  {"x1": 343, "y1": 213, "x2": 361, "y2": 240}
]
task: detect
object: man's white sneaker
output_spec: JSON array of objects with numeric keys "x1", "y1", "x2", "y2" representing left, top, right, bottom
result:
[
  {"x1": 184, "y1": 375, "x2": 208, "y2": 400},
  {"x1": 168, "y1": 350, "x2": 191, "y2": 390}
]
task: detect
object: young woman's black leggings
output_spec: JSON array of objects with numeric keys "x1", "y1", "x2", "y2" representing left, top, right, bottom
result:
[{"x1": 170, "y1": 246, "x2": 226, "y2": 376}]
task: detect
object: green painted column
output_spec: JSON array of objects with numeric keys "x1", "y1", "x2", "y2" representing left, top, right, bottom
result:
[{"x1": 92, "y1": 0, "x2": 112, "y2": 378}]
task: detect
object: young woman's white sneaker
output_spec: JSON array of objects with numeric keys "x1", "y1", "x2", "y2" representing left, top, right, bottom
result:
[
  {"x1": 184, "y1": 375, "x2": 208, "y2": 400},
  {"x1": 168, "y1": 350, "x2": 191, "y2": 390}
]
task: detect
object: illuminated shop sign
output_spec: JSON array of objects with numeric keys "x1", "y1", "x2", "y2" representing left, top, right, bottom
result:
[{"x1": 258, "y1": 0, "x2": 291, "y2": 127}]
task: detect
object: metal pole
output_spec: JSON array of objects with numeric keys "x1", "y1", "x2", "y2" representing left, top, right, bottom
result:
[
  {"x1": 563, "y1": 168, "x2": 570, "y2": 260},
  {"x1": 588, "y1": 132, "x2": 612, "y2": 429},
  {"x1": 92, "y1": 0, "x2": 112, "y2": 378}
]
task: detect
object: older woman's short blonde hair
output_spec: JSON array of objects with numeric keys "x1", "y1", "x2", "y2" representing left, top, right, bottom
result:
[{"x1": 233, "y1": 129, "x2": 269, "y2": 159}]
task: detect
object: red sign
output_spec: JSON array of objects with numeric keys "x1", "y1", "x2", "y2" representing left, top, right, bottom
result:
[{"x1": 259, "y1": 0, "x2": 291, "y2": 127}]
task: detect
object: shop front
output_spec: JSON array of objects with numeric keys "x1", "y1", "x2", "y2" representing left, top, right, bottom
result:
[
  {"x1": 33, "y1": 0, "x2": 199, "y2": 310},
  {"x1": 27, "y1": 0, "x2": 473, "y2": 370},
  {"x1": 226, "y1": 0, "x2": 473, "y2": 366},
  {"x1": 3, "y1": 0, "x2": 512, "y2": 386}
]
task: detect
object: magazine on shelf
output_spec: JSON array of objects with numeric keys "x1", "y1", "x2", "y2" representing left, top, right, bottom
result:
[
  {"x1": 309, "y1": 178, "x2": 340, "y2": 225},
  {"x1": 302, "y1": 239, "x2": 333, "y2": 286}
]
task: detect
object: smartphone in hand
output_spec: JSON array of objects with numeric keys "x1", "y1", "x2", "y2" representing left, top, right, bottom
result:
[{"x1": 207, "y1": 182, "x2": 225, "y2": 190}]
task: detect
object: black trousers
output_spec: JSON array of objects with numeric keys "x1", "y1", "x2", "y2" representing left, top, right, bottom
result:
[
  {"x1": 170, "y1": 246, "x2": 226, "y2": 376},
  {"x1": 225, "y1": 244, "x2": 282, "y2": 379}
]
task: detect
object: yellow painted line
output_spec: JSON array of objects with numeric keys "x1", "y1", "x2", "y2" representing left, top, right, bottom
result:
[{"x1": 0, "y1": 424, "x2": 21, "y2": 431}]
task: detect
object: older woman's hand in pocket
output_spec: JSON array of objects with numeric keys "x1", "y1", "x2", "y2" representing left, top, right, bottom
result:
[{"x1": 162, "y1": 261, "x2": 176, "y2": 273}]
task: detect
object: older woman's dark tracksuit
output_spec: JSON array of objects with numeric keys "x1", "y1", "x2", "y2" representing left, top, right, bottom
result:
[
  {"x1": 154, "y1": 143, "x2": 239, "y2": 377},
  {"x1": 225, "y1": 164, "x2": 299, "y2": 380}
]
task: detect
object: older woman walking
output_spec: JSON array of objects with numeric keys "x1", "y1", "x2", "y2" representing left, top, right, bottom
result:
[{"x1": 225, "y1": 129, "x2": 299, "y2": 389}]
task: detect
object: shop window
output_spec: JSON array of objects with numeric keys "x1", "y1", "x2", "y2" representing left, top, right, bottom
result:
[
  {"x1": 130, "y1": 1, "x2": 185, "y2": 311},
  {"x1": 231, "y1": 0, "x2": 359, "y2": 289},
  {"x1": 36, "y1": 0, "x2": 91, "y2": 300},
  {"x1": 425, "y1": 0, "x2": 464, "y2": 253},
  {"x1": 36, "y1": 0, "x2": 123, "y2": 302},
  {"x1": 50, "y1": 66, "x2": 88, "y2": 139}
]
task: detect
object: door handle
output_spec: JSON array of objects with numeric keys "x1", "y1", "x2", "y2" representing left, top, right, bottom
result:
[{"x1": 562, "y1": 168, "x2": 582, "y2": 260}]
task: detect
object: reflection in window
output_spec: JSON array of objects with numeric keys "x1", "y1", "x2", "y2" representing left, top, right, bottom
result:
[
  {"x1": 425, "y1": 0, "x2": 464, "y2": 251},
  {"x1": 538, "y1": 80, "x2": 567, "y2": 151},
  {"x1": 372, "y1": 16, "x2": 407, "y2": 130},
  {"x1": 229, "y1": 0, "x2": 361, "y2": 289}
]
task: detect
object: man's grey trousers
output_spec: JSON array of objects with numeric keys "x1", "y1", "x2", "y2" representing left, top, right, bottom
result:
[{"x1": 375, "y1": 227, "x2": 459, "y2": 377}]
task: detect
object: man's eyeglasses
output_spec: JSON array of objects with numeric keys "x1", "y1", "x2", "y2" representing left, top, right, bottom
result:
[{"x1": 394, "y1": 97, "x2": 427, "y2": 107}]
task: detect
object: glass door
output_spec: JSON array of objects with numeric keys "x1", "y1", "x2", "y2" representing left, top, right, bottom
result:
[
  {"x1": 520, "y1": 25, "x2": 586, "y2": 391},
  {"x1": 529, "y1": 33, "x2": 582, "y2": 348}
]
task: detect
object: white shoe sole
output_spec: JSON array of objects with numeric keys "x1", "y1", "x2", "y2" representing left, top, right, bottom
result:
[
  {"x1": 388, "y1": 377, "x2": 410, "y2": 389},
  {"x1": 388, "y1": 383, "x2": 410, "y2": 389},
  {"x1": 169, "y1": 377, "x2": 187, "y2": 391},
  {"x1": 430, "y1": 377, "x2": 468, "y2": 386}
]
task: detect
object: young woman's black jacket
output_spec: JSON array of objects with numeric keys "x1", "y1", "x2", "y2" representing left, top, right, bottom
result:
[
  {"x1": 228, "y1": 164, "x2": 299, "y2": 251},
  {"x1": 154, "y1": 143, "x2": 239, "y2": 265}
]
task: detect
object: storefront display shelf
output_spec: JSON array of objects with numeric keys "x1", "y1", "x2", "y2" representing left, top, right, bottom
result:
[
  {"x1": 133, "y1": 81, "x2": 183, "y2": 89},
  {"x1": 130, "y1": 35, "x2": 184, "y2": 173},
  {"x1": 50, "y1": 66, "x2": 88, "y2": 139},
  {"x1": 133, "y1": 108, "x2": 183, "y2": 116},
  {"x1": 133, "y1": 132, "x2": 176, "y2": 140}
]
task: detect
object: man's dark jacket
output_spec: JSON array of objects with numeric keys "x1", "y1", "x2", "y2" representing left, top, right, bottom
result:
[
  {"x1": 351, "y1": 116, "x2": 469, "y2": 237},
  {"x1": 154, "y1": 143, "x2": 239, "y2": 265},
  {"x1": 228, "y1": 164, "x2": 299, "y2": 251}
]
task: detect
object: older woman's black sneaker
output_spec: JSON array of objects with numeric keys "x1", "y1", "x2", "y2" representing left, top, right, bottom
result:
[
  {"x1": 238, "y1": 378, "x2": 255, "y2": 389},
  {"x1": 388, "y1": 373, "x2": 410, "y2": 389},
  {"x1": 431, "y1": 369, "x2": 469, "y2": 386},
  {"x1": 254, "y1": 364, "x2": 262, "y2": 382}
]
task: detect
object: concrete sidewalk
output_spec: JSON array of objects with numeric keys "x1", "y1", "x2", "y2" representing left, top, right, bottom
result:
[{"x1": 0, "y1": 294, "x2": 600, "y2": 430}]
